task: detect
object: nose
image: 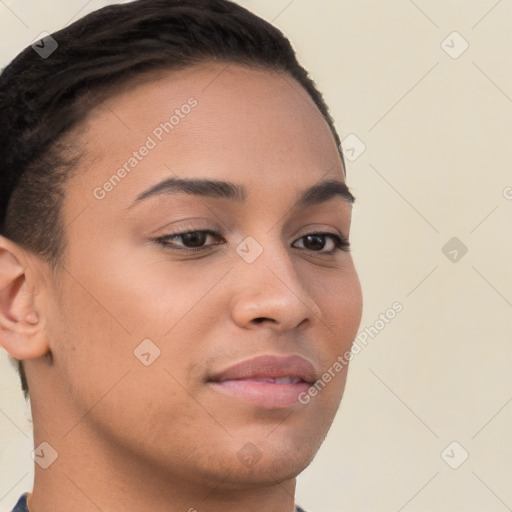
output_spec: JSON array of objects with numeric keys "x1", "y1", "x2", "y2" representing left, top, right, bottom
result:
[{"x1": 230, "y1": 240, "x2": 322, "y2": 333}]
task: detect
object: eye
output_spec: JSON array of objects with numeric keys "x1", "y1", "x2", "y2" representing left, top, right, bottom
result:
[
  {"x1": 155, "y1": 230, "x2": 223, "y2": 252},
  {"x1": 292, "y1": 232, "x2": 350, "y2": 254},
  {"x1": 154, "y1": 230, "x2": 350, "y2": 254}
]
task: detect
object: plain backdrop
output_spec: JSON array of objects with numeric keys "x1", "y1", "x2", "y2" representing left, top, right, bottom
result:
[{"x1": 1, "y1": 1, "x2": 511, "y2": 511}]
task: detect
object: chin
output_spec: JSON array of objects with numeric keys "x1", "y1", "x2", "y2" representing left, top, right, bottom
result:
[
  {"x1": 227, "y1": 434, "x2": 323, "y2": 488},
  {"x1": 207, "y1": 455, "x2": 315, "y2": 490},
  {"x1": 174, "y1": 434, "x2": 322, "y2": 491}
]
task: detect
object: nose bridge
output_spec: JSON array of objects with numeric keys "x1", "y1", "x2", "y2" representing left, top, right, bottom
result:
[
  {"x1": 230, "y1": 231, "x2": 321, "y2": 328},
  {"x1": 237, "y1": 231, "x2": 297, "y2": 289}
]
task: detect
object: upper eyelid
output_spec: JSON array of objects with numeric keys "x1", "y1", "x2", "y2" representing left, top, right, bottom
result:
[{"x1": 160, "y1": 228, "x2": 346, "y2": 239}]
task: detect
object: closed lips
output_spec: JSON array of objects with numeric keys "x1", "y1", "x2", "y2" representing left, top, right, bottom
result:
[
  {"x1": 208, "y1": 354, "x2": 317, "y2": 384},
  {"x1": 207, "y1": 354, "x2": 318, "y2": 409},
  {"x1": 246, "y1": 377, "x2": 304, "y2": 384}
]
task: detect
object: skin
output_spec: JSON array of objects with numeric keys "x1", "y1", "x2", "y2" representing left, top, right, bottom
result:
[{"x1": 0, "y1": 63, "x2": 363, "y2": 512}]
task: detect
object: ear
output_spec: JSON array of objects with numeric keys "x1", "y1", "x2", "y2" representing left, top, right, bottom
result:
[{"x1": 0, "y1": 235, "x2": 49, "y2": 360}]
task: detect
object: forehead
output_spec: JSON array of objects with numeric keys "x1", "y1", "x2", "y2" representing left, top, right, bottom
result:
[{"x1": 66, "y1": 63, "x2": 344, "y2": 212}]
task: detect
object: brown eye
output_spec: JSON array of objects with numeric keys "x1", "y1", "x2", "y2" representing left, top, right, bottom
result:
[
  {"x1": 180, "y1": 231, "x2": 208, "y2": 248},
  {"x1": 293, "y1": 233, "x2": 350, "y2": 253},
  {"x1": 155, "y1": 230, "x2": 224, "y2": 252},
  {"x1": 303, "y1": 234, "x2": 327, "y2": 251}
]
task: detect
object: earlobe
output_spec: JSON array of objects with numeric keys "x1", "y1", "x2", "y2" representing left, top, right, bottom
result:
[{"x1": 0, "y1": 236, "x2": 49, "y2": 360}]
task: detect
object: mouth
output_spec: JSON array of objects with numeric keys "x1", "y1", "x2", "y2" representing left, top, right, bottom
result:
[{"x1": 207, "y1": 354, "x2": 317, "y2": 409}]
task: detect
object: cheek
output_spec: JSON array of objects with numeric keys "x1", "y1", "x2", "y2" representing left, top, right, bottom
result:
[
  {"x1": 69, "y1": 238, "x2": 227, "y2": 339},
  {"x1": 298, "y1": 266, "x2": 362, "y2": 411},
  {"x1": 342, "y1": 273, "x2": 363, "y2": 334},
  {"x1": 47, "y1": 249, "x2": 212, "y2": 412},
  {"x1": 319, "y1": 265, "x2": 363, "y2": 348},
  {"x1": 47, "y1": 278, "x2": 203, "y2": 447},
  {"x1": 49, "y1": 287, "x2": 132, "y2": 390}
]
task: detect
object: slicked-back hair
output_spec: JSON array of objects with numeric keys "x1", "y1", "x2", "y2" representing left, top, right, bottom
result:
[{"x1": 0, "y1": 0, "x2": 346, "y2": 398}]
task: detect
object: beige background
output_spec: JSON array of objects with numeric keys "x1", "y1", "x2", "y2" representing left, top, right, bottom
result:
[{"x1": 1, "y1": 1, "x2": 511, "y2": 511}]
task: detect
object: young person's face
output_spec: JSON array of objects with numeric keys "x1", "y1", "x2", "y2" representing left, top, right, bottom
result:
[{"x1": 35, "y1": 63, "x2": 362, "y2": 488}]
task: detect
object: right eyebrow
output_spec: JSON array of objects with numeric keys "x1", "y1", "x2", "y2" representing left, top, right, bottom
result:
[{"x1": 129, "y1": 177, "x2": 245, "y2": 208}]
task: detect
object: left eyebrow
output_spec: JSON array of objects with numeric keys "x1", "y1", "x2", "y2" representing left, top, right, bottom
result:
[
  {"x1": 294, "y1": 179, "x2": 355, "y2": 209},
  {"x1": 129, "y1": 177, "x2": 355, "y2": 209}
]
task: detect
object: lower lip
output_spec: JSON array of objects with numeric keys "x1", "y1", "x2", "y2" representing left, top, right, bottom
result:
[{"x1": 209, "y1": 379, "x2": 311, "y2": 409}]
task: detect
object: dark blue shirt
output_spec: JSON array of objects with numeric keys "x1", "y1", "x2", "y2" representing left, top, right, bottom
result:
[
  {"x1": 11, "y1": 492, "x2": 309, "y2": 511},
  {"x1": 10, "y1": 493, "x2": 28, "y2": 512}
]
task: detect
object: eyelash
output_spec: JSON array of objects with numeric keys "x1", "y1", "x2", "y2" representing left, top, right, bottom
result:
[{"x1": 154, "y1": 229, "x2": 350, "y2": 254}]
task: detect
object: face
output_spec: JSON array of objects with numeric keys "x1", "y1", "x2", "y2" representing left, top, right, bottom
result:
[{"x1": 37, "y1": 63, "x2": 363, "y2": 489}]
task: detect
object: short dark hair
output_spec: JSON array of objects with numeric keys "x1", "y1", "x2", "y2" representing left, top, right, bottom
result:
[{"x1": 0, "y1": 0, "x2": 346, "y2": 398}]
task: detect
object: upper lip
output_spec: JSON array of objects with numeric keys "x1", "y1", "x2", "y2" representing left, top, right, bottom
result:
[{"x1": 208, "y1": 354, "x2": 318, "y2": 384}]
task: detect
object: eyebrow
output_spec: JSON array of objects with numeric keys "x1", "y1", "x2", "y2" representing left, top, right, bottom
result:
[{"x1": 130, "y1": 177, "x2": 355, "y2": 209}]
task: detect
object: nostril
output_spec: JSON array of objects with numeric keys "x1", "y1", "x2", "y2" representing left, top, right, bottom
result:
[{"x1": 253, "y1": 317, "x2": 272, "y2": 324}]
